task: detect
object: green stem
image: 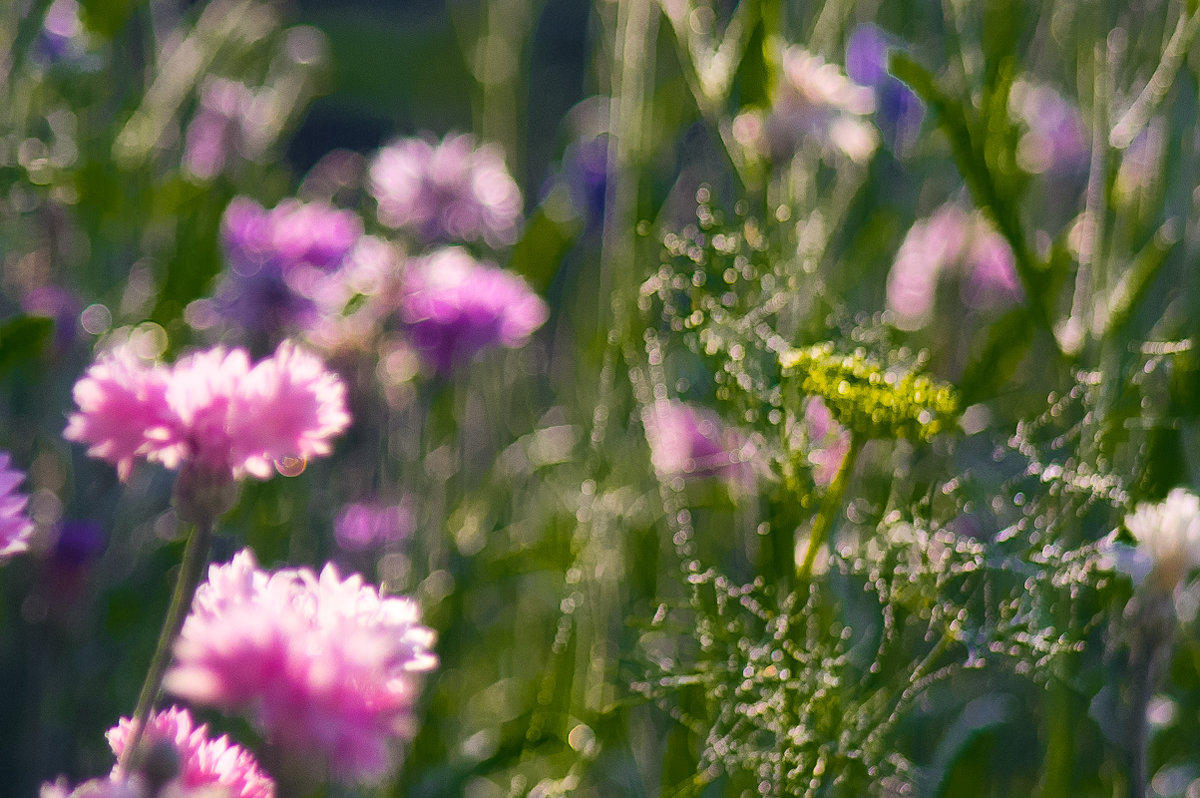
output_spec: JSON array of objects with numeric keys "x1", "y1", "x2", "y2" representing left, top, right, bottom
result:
[
  {"x1": 796, "y1": 435, "x2": 862, "y2": 582},
  {"x1": 117, "y1": 517, "x2": 214, "y2": 775}
]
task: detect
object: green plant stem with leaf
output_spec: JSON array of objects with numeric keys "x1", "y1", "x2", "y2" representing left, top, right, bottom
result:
[{"x1": 797, "y1": 434, "x2": 862, "y2": 583}]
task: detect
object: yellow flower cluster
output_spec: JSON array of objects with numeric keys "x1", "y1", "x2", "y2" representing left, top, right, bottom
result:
[{"x1": 780, "y1": 343, "x2": 958, "y2": 442}]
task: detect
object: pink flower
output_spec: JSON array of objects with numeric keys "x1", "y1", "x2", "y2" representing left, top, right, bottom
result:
[
  {"x1": 65, "y1": 342, "x2": 350, "y2": 481},
  {"x1": 802, "y1": 397, "x2": 851, "y2": 486},
  {"x1": 108, "y1": 706, "x2": 274, "y2": 798},
  {"x1": 641, "y1": 400, "x2": 756, "y2": 489},
  {"x1": 369, "y1": 134, "x2": 523, "y2": 247},
  {"x1": 164, "y1": 550, "x2": 437, "y2": 783},
  {"x1": 0, "y1": 452, "x2": 35, "y2": 560}
]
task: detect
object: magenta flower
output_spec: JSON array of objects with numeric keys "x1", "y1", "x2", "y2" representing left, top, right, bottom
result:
[
  {"x1": 0, "y1": 452, "x2": 35, "y2": 561},
  {"x1": 164, "y1": 549, "x2": 437, "y2": 783},
  {"x1": 108, "y1": 706, "x2": 274, "y2": 798},
  {"x1": 64, "y1": 342, "x2": 350, "y2": 481},
  {"x1": 368, "y1": 134, "x2": 523, "y2": 247},
  {"x1": 40, "y1": 779, "x2": 146, "y2": 798},
  {"x1": 641, "y1": 400, "x2": 756, "y2": 488},
  {"x1": 398, "y1": 248, "x2": 548, "y2": 373}
]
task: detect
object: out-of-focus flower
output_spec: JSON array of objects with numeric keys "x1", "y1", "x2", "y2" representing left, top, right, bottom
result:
[
  {"x1": 64, "y1": 342, "x2": 350, "y2": 482},
  {"x1": 1010, "y1": 81, "x2": 1089, "y2": 175},
  {"x1": 736, "y1": 47, "x2": 878, "y2": 164},
  {"x1": 886, "y1": 204, "x2": 1021, "y2": 329},
  {"x1": 369, "y1": 134, "x2": 523, "y2": 247},
  {"x1": 1124, "y1": 488, "x2": 1200, "y2": 594},
  {"x1": 164, "y1": 549, "x2": 437, "y2": 783},
  {"x1": 36, "y1": 0, "x2": 87, "y2": 63},
  {"x1": 1116, "y1": 117, "x2": 1166, "y2": 205},
  {"x1": 845, "y1": 25, "x2": 923, "y2": 151},
  {"x1": 335, "y1": 500, "x2": 415, "y2": 551},
  {"x1": 183, "y1": 80, "x2": 268, "y2": 182},
  {"x1": 802, "y1": 397, "x2": 851, "y2": 486},
  {"x1": 641, "y1": 400, "x2": 756, "y2": 488},
  {"x1": 108, "y1": 706, "x2": 274, "y2": 798},
  {"x1": 0, "y1": 452, "x2": 35, "y2": 561},
  {"x1": 23, "y1": 285, "x2": 82, "y2": 354},
  {"x1": 398, "y1": 248, "x2": 548, "y2": 373},
  {"x1": 215, "y1": 197, "x2": 364, "y2": 336}
]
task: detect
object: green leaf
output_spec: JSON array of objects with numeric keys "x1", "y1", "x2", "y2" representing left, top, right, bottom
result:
[
  {"x1": 958, "y1": 308, "x2": 1035, "y2": 405},
  {"x1": 0, "y1": 316, "x2": 53, "y2": 378},
  {"x1": 507, "y1": 186, "x2": 581, "y2": 294}
]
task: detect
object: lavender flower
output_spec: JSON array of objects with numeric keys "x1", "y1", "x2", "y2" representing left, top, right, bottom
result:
[
  {"x1": 35, "y1": 0, "x2": 87, "y2": 64},
  {"x1": 64, "y1": 342, "x2": 350, "y2": 482},
  {"x1": 845, "y1": 25, "x2": 923, "y2": 151},
  {"x1": 368, "y1": 134, "x2": 523, "y2": 247},
  {"x1": 641, "y1": 400, "x2": 755, "y2": 488},
  {"x1": 886, "y1": 204, "x2": 1021, "y2": 329},
  {"x1": 397, "y1": 248, "x2": 548, "y2": 373},
  {"x1": 108, "y1": 706, "x2": 274, "y2": 798},
  {"x1": 0, "y1": 452, "x2": 35, "y2": 561},
  {"x1": 164, "y1": 549, "x2": 437, "y2": 783}
]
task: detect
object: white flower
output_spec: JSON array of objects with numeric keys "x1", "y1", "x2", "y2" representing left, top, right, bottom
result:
[{"x1": 1124, "y1": 488, "x2": 1200, "y2": 592}]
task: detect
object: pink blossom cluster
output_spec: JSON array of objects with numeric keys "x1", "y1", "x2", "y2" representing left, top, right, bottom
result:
[
  {"x1": 64, "y1": 342, "x2": 350, "y2": 481},
  {"x1": 369, "y1": 133, "x2": 523, "y2": 247},
  {"x1": 107, "y1": 706, "x2": 274, "y2": 798},
  {"x1": 0, "y1": 451, "x2": 34, "y2": 561},
  {"x1": 164, "y1": 549, "x2": 437, "y2": 783},
  {"x1": 886, "y1": 204, "x2": 1022, "y2": 329},
  {"x1": 802, "y1": 397, "x2": 851, "y2": 487},
  {"x1": 398, "y1": 247, "x2": 549, "y2": 373}
]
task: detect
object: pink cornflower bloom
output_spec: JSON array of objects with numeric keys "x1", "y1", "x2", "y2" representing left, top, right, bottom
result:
[
  {"x1": 108, "y1": 706, "x2": 274, "y2": 798},
  {"x1": 886, "y1": 204, "x2": 1021, "y2": 329},
  {"x1": 164, "y1": 549, "x2": 437, "y2": 784},
  {"x1": 642, "y1": 400, "x2": 756, "y2": 490},
  {"x1": 398, "y1": 248, "x2": 548, "y2": 373},
  {"x1": 0, "y1": 451, "x2": 35, "y2": 561},
  {"x1": 368, "y1": 133, "x2": 523, "y2": 247},
  {"x1": 64, "y1": 342, "x2": 350, "y2": 481}
]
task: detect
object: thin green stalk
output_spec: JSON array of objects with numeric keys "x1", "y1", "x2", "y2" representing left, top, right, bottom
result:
[
  {"x1": 796, "y1": 435, "x2": 862, "y2": 582},
  {"x1": 117, "y1": 517, "x2": 214, "y2": 775}
]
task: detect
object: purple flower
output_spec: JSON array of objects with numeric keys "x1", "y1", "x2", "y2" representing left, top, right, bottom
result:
[
  {"x1": 335, "y1": 500, "x2": 415, "y2": 551},
  {"x1": 1010, "y1": 81, "x2": 1089, "y2": 175},
  {"x1": 164, "y1": 549, "x2": 437, "y2": 783},
  {"x1": 397, "y1": 248, "x2": 548, "y2": 373},
  {"x1": 183, "y1": 79, "x2": 260, "y2": 181},
  {"x1": 641, "y1": 400, "x2": 755, "y2": 488},
  {"x1": 216, "y1": 197, "x2": 364, "y2": 335},
  {"x1": 369, "y1": 134, "x2": 523, "y2": 247},
  {"x1": 22, "y1": 285, "x2": 82, "y2": 355},
  {"x1": 845, "y1": 25, "x2": 923, "y2": 151},
  {"x1": 108, "y1": 706, "x2": 274, "y2": 798},
  {"x1": 35, "y1": 0, "x2": 86, "y2": 63},
  {"x1": 0, "y1": 452, "x2": 34, "y2": 561},
  {"x1": 64, "y1": 342, "x2": 351, "y2": 481}
]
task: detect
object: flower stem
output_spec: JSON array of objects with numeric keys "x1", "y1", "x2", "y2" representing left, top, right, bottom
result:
[
  {"x1": 796, "y1": 435, "x2": 862, "y2": 583},
  {"x1": 117, "y1": 516, "x2": 214, "y2": 775}
]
